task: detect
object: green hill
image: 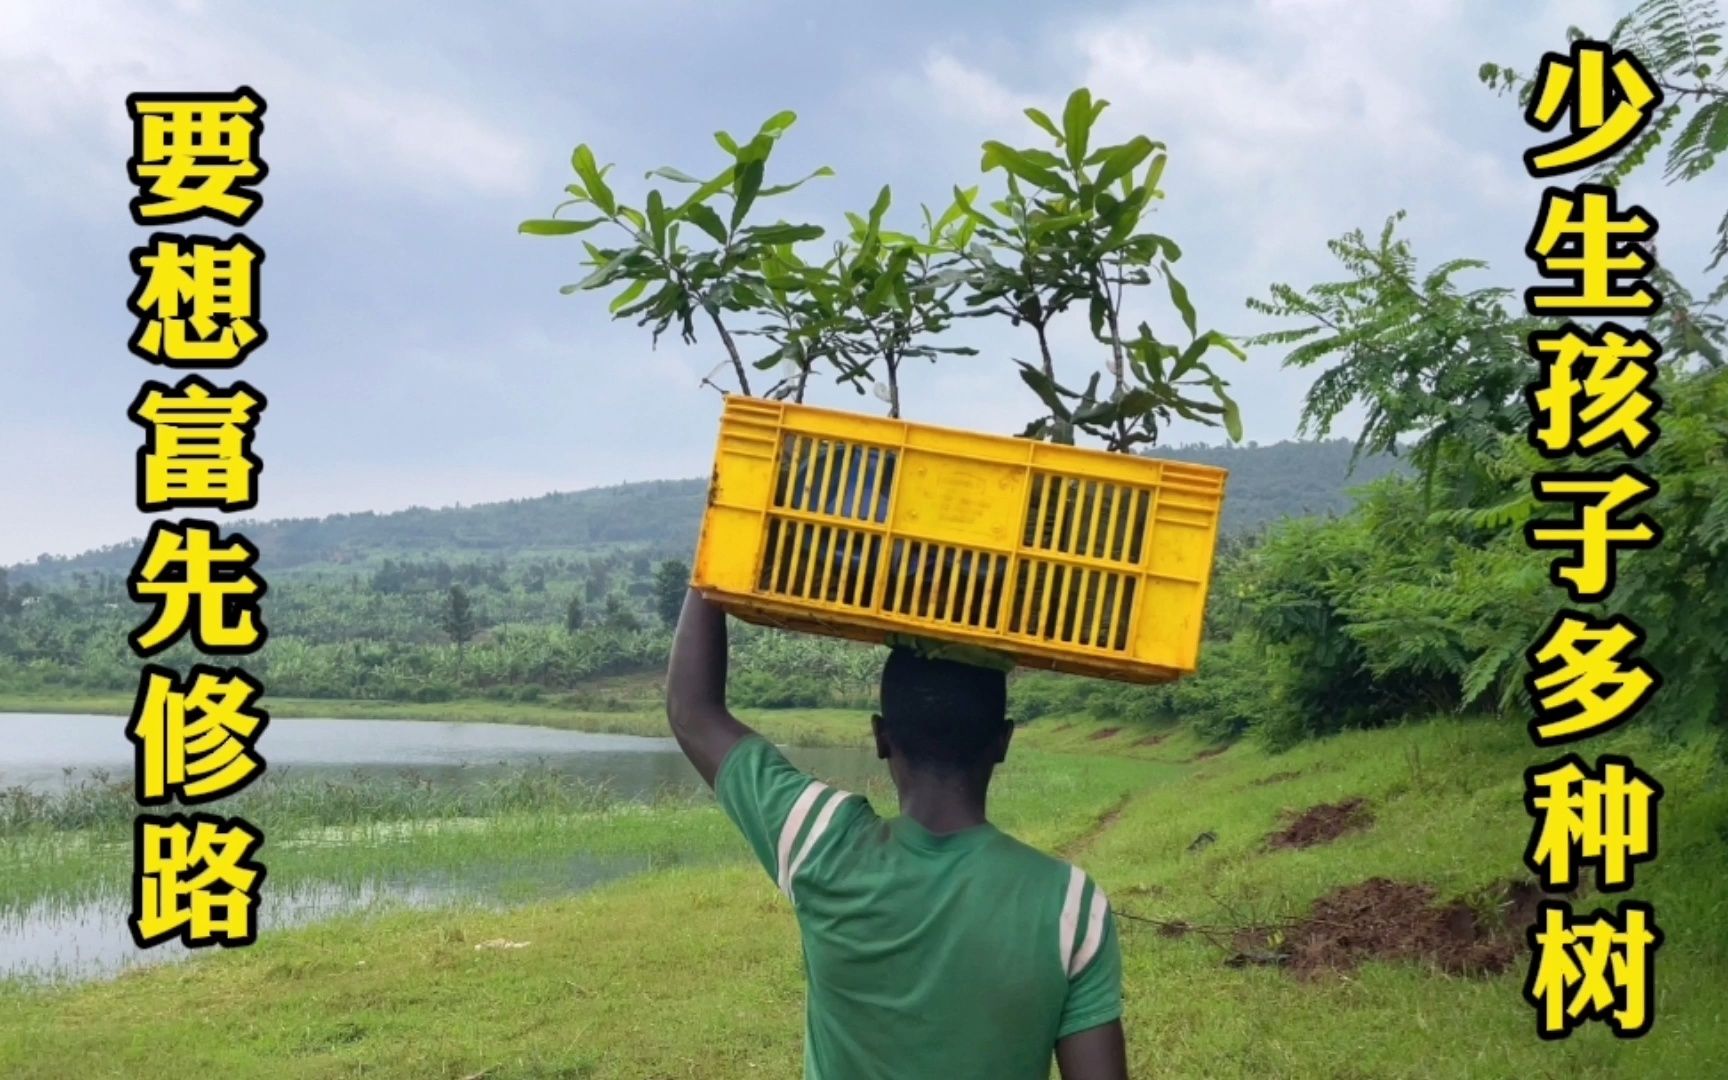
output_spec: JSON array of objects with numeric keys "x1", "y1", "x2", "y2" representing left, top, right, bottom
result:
[{"x1": 10, "y1": 439, "x2": 1401, "y2": 584}]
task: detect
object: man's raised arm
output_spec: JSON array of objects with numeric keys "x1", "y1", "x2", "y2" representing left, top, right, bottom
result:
[
  {"x1": 1056, "y1": 1021, "x2": 1129, "y2": 1080},
  {"x1": 665, "y1": 587, "x2": 755, "y2": 787}
]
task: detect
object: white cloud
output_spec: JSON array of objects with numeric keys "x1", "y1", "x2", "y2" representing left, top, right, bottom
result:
[{"x1": 0, "y1": 0, "x2": 539, "y2": 208}]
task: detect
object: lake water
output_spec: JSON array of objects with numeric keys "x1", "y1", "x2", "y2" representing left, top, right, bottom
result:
[
  {"x1": 0, "y1": 712, "x2": 884, "y2": 984},
  {"x1": 0, "y1": 712, "x2": 879, "y2": 797}
]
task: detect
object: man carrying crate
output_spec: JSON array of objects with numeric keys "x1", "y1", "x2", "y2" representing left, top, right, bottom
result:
[{"x1": 667, "y1": 589, "x2": 1129, "y2": 1079}]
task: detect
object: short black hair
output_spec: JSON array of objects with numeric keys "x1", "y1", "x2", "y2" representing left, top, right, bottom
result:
[{"x1": 878, "y1": 647, "x2": 1009, "y2": 772}]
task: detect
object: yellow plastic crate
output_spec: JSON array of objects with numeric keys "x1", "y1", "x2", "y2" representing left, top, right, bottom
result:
[{"x1": 692, "y1": 396, "x2": 1228, "y2": 684}]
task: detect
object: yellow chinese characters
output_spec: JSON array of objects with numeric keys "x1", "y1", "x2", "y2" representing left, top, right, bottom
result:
[
  {"x1": 130, "y1": 813, "x2": 266, "y2": 948},
  {"x1": 1527, "y1": 324, "x2": 1661, "y2": 457},
  {"x1": 1524, "y1": 901, "x2": 1661, "y2": 1039},
  {"x1": 128, "y1": 520, "x2": 268, "y2": 656},
  {"x1": 128, "y1": 234, "x2": 266, "y2": 366},
  {"x1": 1527, "y1": 612, "x2": 1660, "y2": 743},
  {"x1": 1517, "y1": 31, "x2": 1667, "y2": 1043},
  {"x1": 1526, "y1": 467, "x2": 1661, "y2": 601},
  {"x1": 128, "y1": 665, "x2": 269, "y2": 804},
  {"x1": 1526, "y1": 186, "x2": 1659, "y2": 314},
  {"x1": 1525, "y1": 754, "x2": 1662, "y2": 890},
  {"x1": 129, "y1": 376, "x2": 267, "y2": 511},
  {"x1": 126, "y1": 88, "x2": 267, "y2": 225},
  {"x1": 1524, "y1": 41, "x2": 1661, "y2": 175}
]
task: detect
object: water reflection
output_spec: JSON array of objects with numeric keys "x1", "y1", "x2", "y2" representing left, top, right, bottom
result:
[
  {"x1": 0, "y1": 849, "x2": 652, "y2": 985},
  {"x1": 1, "y1": 711, "x2": 885, "y2": 985}
]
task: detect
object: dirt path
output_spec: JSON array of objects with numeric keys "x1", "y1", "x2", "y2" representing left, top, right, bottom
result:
[{"x1": 1061, "y1": 791, "x2": 1136, "y2": 859}]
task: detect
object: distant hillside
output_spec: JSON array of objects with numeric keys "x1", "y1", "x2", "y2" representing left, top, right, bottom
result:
[
  {"x1": 1159, "y1": 438, "x2": 1406, "y2": 534},
  {"x1": 10, "y1": 439, "x2": 1403, "y2": 584}
]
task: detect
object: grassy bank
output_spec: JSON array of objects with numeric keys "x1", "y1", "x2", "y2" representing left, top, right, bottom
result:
[{"x1": 3, "y1": 707, "x2": 1724, "y2": 1077}]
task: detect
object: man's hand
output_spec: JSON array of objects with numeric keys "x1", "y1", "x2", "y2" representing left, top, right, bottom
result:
[
  {"x1": 665, "y1": 588, "x2": 755, "y2": 787},
  {"x1": 1056, "y1": 1020, "x2": 1129, "y2": 1080}
]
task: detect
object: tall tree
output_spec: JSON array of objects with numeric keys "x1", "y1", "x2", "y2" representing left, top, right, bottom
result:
[
  {"x1": 440, "y1": 585, "x2": 477, "y2": 653},
  {"x1": 653, "y1": 559, "x2": 691, "y2": 628},
  {"x1": 602, "y1": 592, "x2": 643, "y2": 633}
]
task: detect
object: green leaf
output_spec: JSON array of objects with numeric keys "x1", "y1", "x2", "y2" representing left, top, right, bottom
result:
[
  {"x1": 1029, "y1": 209, "x2": 1088, "y2": 240},
  {"x1": 1165, "y1": 269, "x2": 1198, "y2": 337},
  {"x1": 1143, "y1": 152, "x2": 1167, "y2": 197},
  {"x1": 646, "y1": 190, "x2": 668, "y2": 252},
  {"x1": 752, "y1": 345, "x2": 790, "y2": 370},
  {"x1": 1209, "y1": 331, "x2": 1248, "y2": 362},
  {"x1": 646, "y1": 166, "x2": 700, "y2": 184},
  {"x1": 867, "y1": 185, "x2": 892, "y2": 232},
  {"x1": 760, "y1": 166, "x2": 836, "y2": 197},
  {"x1": 856, "y1": 185, "x2": 891, "y2": 261},
  {"x1": 730, "y1": 158, "x2": 765, "y2": 231},
  {"x1": 739, "y1": 223, "x2": 825, "y2": 245},
  {"x1": 950, "y1": 185, "x2": 993, "y2": 226},
  {"x1": 519, "y1": 218, "x2": 604, "y2": 236},
  {"x1": 683, "y1": 203, "x2": 729, "y2": 245},
  {"x1": 1074, "y1": 388, "x2": 1159, "y2": 425},
  {"x1": 1170, "y1": 335, "x2": 1212, "y2": 380},
  {"x1": 1016, "y1": 362, "x2": 1074, "y2": 421},
  {"x1": 1222, "y1": 393, "x2": 1243, "y2": 442},
  {"x1": 1061, "y1": 88, "x2": 1094, "y2": 170},
  {"x1": 757, "y1": 110, "x2": 798, "y2": 138},
  {"x1": 1078, "y1": 371, "x2": 1101, "y2": 412},
  {"x1": 571, "y1": 144, "x2": 615, "y2": 215},
  {"x1": 1101, "y1": 186, "x2": 1150, "y2": 249},
  {"x1": 714, "y1": 130, "x2": 739, "y2": 156},
  {"x1": 609, "y1": 276, "x2": 650, "y2": 313},
  {"x1": 1089, "y1": 294, "x2": 1108, "y2": 341},
  {"x1": 1015, "y1": 146, "x2": 1070, "y2": 171},
  {"x1": 576, "y1": 250, "x2": 632, "y2": 290},
  {"x1": 1024, "y1": 107, "x2": 1064, "y2": 143},
  {"x1": 674, "y1": 166, "x2": 736, "y2": 216},
  {"x1": 890, "y1": 272, "x2": 911, "y2": 313},
  {"x1": 980, "y1": 141, "x2": 1073, "y2": 194},
  {"x1": 1093, "y1": 137, "x2": 1155, "y2": 194}
]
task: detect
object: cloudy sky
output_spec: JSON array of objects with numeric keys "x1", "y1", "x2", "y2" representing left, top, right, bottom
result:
[{"x1": 0, "y1": 0, "x2": 1714, "y2": 565}]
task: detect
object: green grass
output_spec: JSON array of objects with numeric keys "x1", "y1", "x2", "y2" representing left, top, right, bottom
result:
[{"x1": 2, "y1": 704, "x2": 1724, "y2": 1077}]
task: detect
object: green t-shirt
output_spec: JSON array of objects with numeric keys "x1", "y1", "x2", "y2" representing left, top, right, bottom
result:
[{"x1": 716, "y1": 735, "x2": 1123, "y2": 1080}]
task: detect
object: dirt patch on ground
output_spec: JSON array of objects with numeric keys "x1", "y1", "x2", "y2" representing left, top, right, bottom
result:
[
  {"x1": 1189, "y1": 745, "x2": 1229, "y2": 762},
  {"x1": 1265, "y1": 798, "x2": 1373, "y2": 850},
  {"x1": 1089, "y1": 727, "x2": 1122, "y2": 741},
  {"x1": 1235, "y1": 877, "x2": 1541, "y2": 978},
  {"x1": 1133, "y1": 731, "x2": 1171, "y2": 747},
  {"x1": 1050, "y1": 723, "x2": 1074, "y2": 733},
  {"x1": 1061, "y1": 794, "x2": 1134, "y2": 859},
  {"x1": 1251, "y1": 770, "x2": 1302, "y2": 787}
]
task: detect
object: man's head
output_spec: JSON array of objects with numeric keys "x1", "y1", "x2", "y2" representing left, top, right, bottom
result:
[{"x1": 872, "y1": 647, "x2": 1012, "y2": 790}]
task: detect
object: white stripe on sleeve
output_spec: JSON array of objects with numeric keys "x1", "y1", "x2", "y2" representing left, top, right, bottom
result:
[
  {"x1": 1058, "y1": 865, "x2": 1085, "y2": 972},
  {"x1": 783, "y1": 787, "x2": 853, "y2": 900},
  {"x1": 776, "y1": 781, "x2": 829, "y2": 893},
  {"x1": 1068, "y1": 888, "x2": 1109, "y2": 977}
]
